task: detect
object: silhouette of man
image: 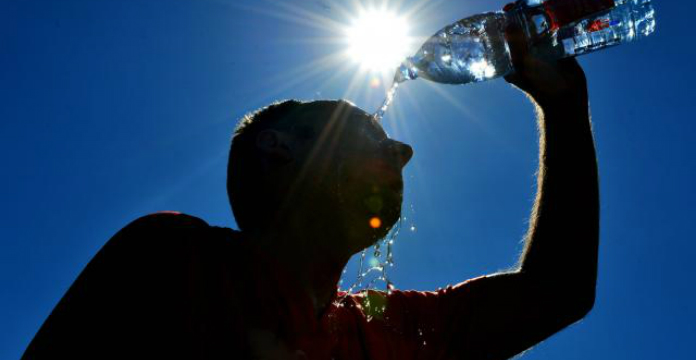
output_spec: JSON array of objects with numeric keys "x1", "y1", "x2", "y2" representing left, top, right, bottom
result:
[{"x1": 22, "y1": 24, "x2": 599, "y2": 360}]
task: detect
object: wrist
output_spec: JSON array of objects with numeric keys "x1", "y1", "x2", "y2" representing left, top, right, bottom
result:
[{"x1": 534, "y1": 87, "x2": 589, "y2": 115}]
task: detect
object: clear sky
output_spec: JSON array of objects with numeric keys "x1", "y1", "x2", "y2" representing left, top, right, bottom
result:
[{"x1": 2, "y1": 0, "x2": 694, "y2": 359}]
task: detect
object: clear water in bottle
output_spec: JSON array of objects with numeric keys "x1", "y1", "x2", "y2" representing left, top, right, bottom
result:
[
  {"x1": 395, "y1": 0, "x2": 656, "y2": 85},
  {"x1": 542, "y1": 0, "x2": 656, "y2": 58},
  {"x1": 395, "y1": 12, "x2": 513, "y2": 85}
]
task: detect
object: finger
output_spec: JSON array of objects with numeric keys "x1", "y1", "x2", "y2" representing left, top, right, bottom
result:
[
  {"x1": 503, "y1": 2, "x2": 517, "y2": 12},
  {"x1": 504, "y1": 72, "x2": 522, "y2": 87},
  {"x1": 504, "y1": 21, "x2": 529, "y2": 74},
  {"x1": 503, "y1": 19, "x2": 529, "y2": 87}
]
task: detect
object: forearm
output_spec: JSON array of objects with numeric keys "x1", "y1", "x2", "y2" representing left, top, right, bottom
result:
[{"x1": 518, "y1": 89, "x2": 599, "y2": 306}]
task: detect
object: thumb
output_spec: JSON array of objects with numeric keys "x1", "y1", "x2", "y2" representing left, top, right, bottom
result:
[{"x1": 503, "y1": 15, "x2": 529, "y2": 87}]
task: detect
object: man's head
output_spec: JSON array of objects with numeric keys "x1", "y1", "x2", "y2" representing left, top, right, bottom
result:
[{"x1": 228, "y1": 99, "x2": 412, "y2": 254}]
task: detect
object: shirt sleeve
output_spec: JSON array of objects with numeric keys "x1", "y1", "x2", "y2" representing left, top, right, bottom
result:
[
  {"x1": 357, "y1": 276, "x2": 488, "y2": 360},
  {"x1": 21, "y1": 212, "x2": 211, "y2": 360}
]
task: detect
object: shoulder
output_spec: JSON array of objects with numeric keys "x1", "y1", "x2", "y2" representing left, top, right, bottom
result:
[
  {"x1": 119, "y1": 211, "x2": 211, "y2": 236},
  {"x1": 106, "y1": 212, "x2": 214, "y2": 252},
  {"x1": 22, "y1": 213, "x2": 240, "y2": 358},
  {"x1": 94, "y1": 212, "x2": 242, "y2": 277},
  {"x1": 68, "y1": 212, "x2": 242, "y2": 307},
  {"x1": 77, "y1": 211, "x2": 242, "y2": 297}
]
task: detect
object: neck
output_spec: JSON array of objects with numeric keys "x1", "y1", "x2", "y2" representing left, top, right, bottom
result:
[{"x1": 247, "y1": 223, "x2": 354, "y2": 317}]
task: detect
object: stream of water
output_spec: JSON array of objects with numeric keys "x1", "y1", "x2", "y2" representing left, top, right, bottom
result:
[{"x1": 372, "y1": 81, "x2": 399, "y2": 122}]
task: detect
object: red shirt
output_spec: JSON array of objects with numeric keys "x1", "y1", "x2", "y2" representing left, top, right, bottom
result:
[{"x1": 23, "y1": 213, "x2": 485, "y2": 360}]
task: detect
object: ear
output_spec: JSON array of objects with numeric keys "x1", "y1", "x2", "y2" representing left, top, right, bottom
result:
[{"x1": 256, "y1": 130, "x2": 294, "y2": 164}]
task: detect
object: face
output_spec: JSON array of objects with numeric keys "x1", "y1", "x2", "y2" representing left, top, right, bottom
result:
[{"x1": 273, "y1": 102, "x2": 413, "y2": 253}]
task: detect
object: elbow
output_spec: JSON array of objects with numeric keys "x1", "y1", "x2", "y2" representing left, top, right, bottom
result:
[
  {"x1": 540, "y1": 277, "x2": 596, "y2": 324},
  {"x1": 574, "y1": 296, "x2": 595, "y2": 321},
  {"x1": 564, "y1": 288, "x2": 596, "y2": 323}
]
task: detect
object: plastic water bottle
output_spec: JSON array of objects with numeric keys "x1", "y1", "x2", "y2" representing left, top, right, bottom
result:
[{"x1": 395, "y1": 0, "x2": 656, "y2": 85}]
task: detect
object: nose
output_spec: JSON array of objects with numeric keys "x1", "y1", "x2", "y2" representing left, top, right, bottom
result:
[{"x1": 385, "y1": 139, "x2": 413, "y2": 169}]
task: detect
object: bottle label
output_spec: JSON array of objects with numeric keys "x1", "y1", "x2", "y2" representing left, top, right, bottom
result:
[{"x1": 544, "y1": 0, "x2": 616, "y2": 30}]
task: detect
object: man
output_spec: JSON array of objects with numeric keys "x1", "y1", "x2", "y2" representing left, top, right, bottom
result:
[{"x1": 22, "y1": 24, "x2": 599, "y2": 360}]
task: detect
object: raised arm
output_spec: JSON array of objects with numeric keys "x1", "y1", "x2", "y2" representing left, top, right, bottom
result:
[
  {"x1": 512, "y1": 44, "x2": 599, "y2": 313},
  {"x1": 455, "y1": 24, "x2": 600, "y2": 360}
]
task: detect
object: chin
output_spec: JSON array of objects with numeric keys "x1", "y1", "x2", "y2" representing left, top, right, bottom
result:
[
  {"x1": 368, "y1": 200, "x2": 403, "y2": 238},
  {"x1": 337, "y1": 180, "x2": 404, "y2": 246},
  {"x1": 341, "y1": 207, "x2": 400, "y2": 254}
]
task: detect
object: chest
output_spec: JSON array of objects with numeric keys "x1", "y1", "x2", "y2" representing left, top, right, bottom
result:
[{"x1": 239, "y1": 293, "x2": 424, "y2": 360}]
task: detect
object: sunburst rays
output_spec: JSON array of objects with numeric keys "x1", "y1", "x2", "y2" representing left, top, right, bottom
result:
[{"x1": 210, "y1": 0, "x2": 485, "y2": 151}]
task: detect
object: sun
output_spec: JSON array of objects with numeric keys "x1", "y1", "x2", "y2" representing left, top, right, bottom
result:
[{"x1": 345, "y1": 9, "x2": 411, "y2": 74}]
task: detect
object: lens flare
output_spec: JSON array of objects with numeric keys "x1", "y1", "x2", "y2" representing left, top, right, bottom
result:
[{"x1": 345, "y1": 9, "x2": 411, "y2": 74}]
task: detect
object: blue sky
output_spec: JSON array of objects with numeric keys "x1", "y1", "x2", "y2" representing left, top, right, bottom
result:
[{"x1": 2, "y1": 0, "x2": 694, "y2": 359}]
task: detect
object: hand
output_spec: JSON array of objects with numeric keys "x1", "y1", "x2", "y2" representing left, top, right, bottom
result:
[{"x1": 503, "y1": 11, "x2": 587, "y2": 107}]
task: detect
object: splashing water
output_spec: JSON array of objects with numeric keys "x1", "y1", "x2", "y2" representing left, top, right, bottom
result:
[
  {"x1": 372, "y1": 81, "x2": 399, "y2": 122},
  {"x1": 336, "y1": 76, "x2": 418, "y2": 300},
  {"x1": 340, "y1": 217, "x2": 402, "y2": 298},
  {"x1": 337, "y1": 165, "x2": 419, "y2": 300}
]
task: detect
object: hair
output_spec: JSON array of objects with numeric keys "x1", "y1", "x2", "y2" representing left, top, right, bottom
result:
[
  {"x1": 227, "y1": 100, "x2": 303, "y2": 231},
  {"x1": 227, "y1": 99, "x2": 360, "y2": 231}
]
